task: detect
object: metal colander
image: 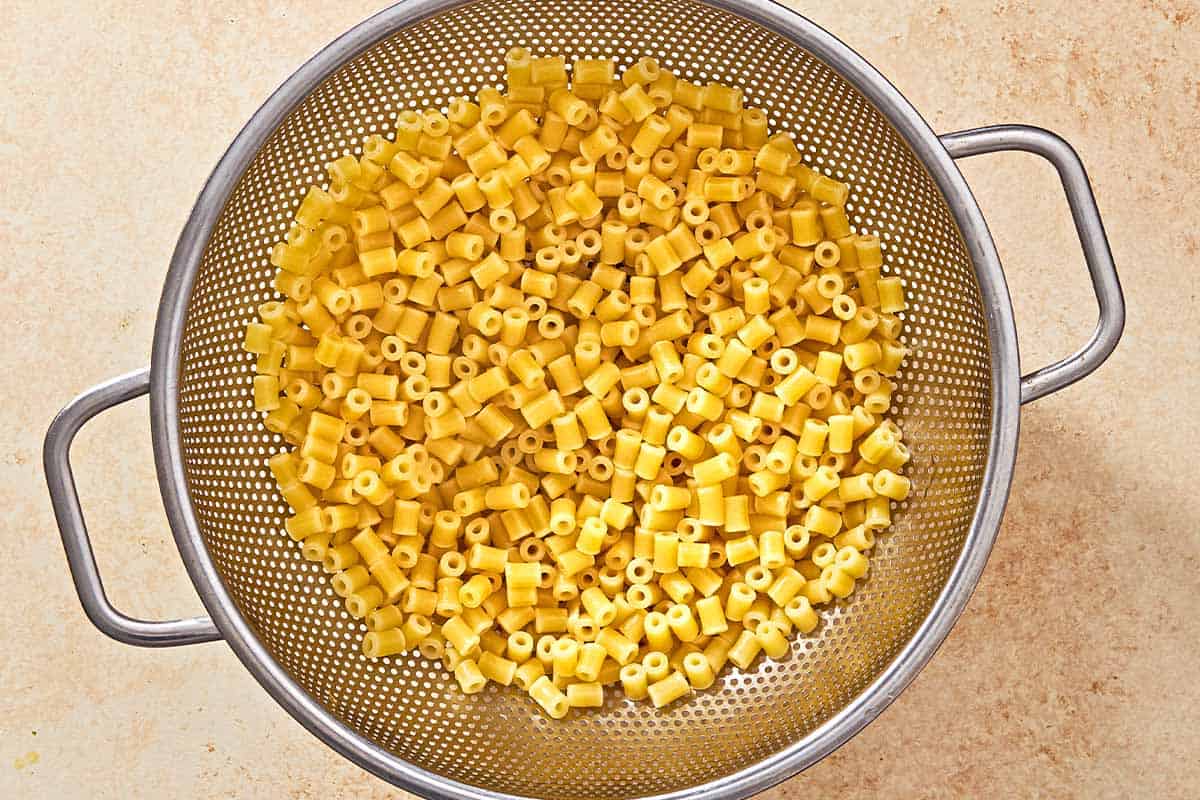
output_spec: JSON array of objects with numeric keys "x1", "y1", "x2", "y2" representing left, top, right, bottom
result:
[{"x1": 45, "y1": 1, "x2": 1123, "y2": 798}]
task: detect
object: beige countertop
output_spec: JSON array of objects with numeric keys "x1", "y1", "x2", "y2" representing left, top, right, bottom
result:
[{"x1": 2, "y1": 1, "x2": 1197, "y2": 797}]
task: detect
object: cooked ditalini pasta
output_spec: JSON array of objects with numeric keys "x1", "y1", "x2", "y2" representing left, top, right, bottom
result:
[{"x1": 247, "y1": 47, "x2": 912, "y2": 719}]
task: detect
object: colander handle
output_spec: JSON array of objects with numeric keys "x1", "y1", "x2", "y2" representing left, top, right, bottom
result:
[
  {"x1": 44, "y1": 368, "x2": 222, "y2": 647},
  {"x1": 940, "y1": 124, "x2": 1125, "y2": 404}
]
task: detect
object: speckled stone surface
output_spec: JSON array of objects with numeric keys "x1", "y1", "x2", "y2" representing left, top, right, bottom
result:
[{"x1": 2, "y1": 1, "x2": 1197, "y2": 797}]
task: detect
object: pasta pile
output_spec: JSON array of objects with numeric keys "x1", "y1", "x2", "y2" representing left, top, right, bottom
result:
[{"x1": 243, "y1": 48, "x2": 912, "y2": 718}]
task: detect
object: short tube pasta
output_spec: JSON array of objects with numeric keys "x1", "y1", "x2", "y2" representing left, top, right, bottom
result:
[{"x1": 248, "y1": 47, "x2": 914, "y2": 719}]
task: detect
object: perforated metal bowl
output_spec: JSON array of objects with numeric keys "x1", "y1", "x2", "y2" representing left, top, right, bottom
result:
[{"x1": 45, "y1": 1, "x2": 1124, "y2": 798}]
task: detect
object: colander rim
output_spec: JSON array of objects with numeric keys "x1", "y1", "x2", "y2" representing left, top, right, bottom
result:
[{"x1": 150, "y1": 1, "x2": 1021, "y2": 798}]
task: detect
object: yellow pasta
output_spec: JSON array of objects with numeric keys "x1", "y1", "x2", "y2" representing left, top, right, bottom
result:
[
  {"x1": 647, "y1": 670, "x2": 691, "y2": 708},
  {"x1": 249, "y1": 49, "x2": 914, "y2": 719}
]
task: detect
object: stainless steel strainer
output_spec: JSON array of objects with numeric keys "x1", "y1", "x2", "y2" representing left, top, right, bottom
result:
[{"x1": 44, "y1": 1, "x2": 1124, "y2": 798}]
